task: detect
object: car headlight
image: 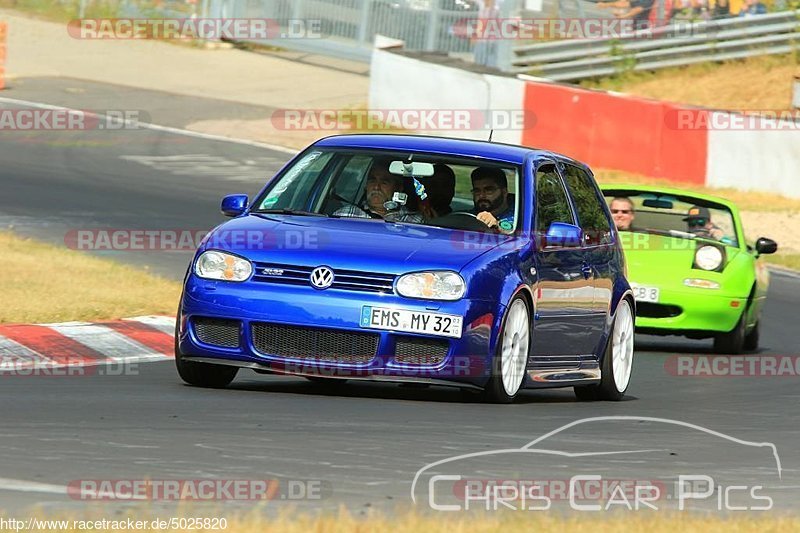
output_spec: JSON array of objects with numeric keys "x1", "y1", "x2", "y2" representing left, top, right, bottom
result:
[
  {"x1": 694, "y1": 245, "x2": 723, "y2": 271},
  {"x1": 194, "y1": 251, "x2": 252, "y2": 282},
  {"x1": 396, "y1": 271, "x2": 465, "y2": 300}
]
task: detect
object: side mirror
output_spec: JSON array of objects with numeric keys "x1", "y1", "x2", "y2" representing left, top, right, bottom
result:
[
  {"x1": 545, "y1": 222, "x2": 583, "y2": 248},
  {"x1": 755, "y1": 237, "x2": 777, "y2": 255},
  {"x1": 221, "y1": 194, "x2": 248, "y2": 217}
]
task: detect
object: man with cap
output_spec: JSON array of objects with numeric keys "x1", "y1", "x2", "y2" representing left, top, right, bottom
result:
[
  {"x1": 471, "y1": 166, "x2": 515, "y2": 234},
  {"x1": 684, "y1": 205, "x2": 724, "y2": 240}
]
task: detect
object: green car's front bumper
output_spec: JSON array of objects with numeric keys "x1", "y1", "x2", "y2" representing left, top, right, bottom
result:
[{"x1": 633, "y1": 285, "x2": 746, "y2": 335}]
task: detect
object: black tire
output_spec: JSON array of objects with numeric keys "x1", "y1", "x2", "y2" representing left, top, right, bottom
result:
[
  {"x1": 713, "y1": 314, "x2": 746, "y2": 354},
  {"x1": 483, "y1": 296, "x2": 531, "y2": 404},
  {"x1": 574, "y1": 298, "x2": 634, "y2": 402},
  {"x1": 175, "y1": 328, "x2": 238, "y2": 388},
  {"x1": 743, "y1": 320, "x2": 760, "y2": 352}
]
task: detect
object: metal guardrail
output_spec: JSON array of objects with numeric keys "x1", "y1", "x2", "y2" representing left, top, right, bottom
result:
[{"x1": 509, "y1": 10, "x2": 800, "y2": 79}]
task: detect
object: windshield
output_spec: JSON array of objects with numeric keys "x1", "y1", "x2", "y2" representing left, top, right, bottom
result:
[
  {"x1": 252, "y1": 149, "x2": 521, "y2": 233},
  {"x1": 603, "y1": 191, "x2": 738, "y2": 247}
]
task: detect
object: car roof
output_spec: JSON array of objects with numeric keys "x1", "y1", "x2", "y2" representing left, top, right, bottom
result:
[
  {"x1": 313, "y1": 134, "x2": 587, "y2": 168},
  {"x1": 600, "y1": 183, "x2": 737, "y2": 211}
]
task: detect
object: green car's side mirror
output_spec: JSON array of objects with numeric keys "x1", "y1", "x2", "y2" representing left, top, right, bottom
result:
[{"x1": 755, "y1": 237, "x2": 777, "y2": 255}]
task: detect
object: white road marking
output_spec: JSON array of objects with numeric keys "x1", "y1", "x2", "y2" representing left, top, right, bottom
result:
[
  {"x1": 125, "y1": 315, "x2": 175, "y2": 335},
  {"x1": 0, "y1": 95, "x2": 297, "y2": 154},
  {"x1": 48, "y1": 323, "x2": 161, "y2": 362},
  {"x1": 120, "y1": 154, "x2": 283, "y2": 182},
  {"x1": 0, "y1": 477, "x2": 69, "y2": 495},
  {"x1": 0, "y1": 335, "x2": 53, "y2": 366}
]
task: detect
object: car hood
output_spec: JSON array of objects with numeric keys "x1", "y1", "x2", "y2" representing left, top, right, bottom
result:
[
  {"x1": 202, "y1": 214, "x2": 512, "y2": 274},
  {"x1": 623, "y1": 232, "x2": 740, "y2": 282}
]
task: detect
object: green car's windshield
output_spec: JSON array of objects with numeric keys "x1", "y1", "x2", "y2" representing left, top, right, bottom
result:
[
  {"x1": 604, "y1": 191, "x2": 739, "y2": 247},
  {"x1": 252, "y1": 149, "x2": 521, "y2": 234}
]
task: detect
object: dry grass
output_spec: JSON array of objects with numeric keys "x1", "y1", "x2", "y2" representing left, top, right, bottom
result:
[
  {"x1": 227, "y1": 511, "x2": 800, "y2": 533},
  {"x1": 0, "y1": 231, "x2": 180, "y2": 324},
  {"x1": 593, "y1": 169, "x2": 800, "y2": 212},
  {"x1": 6, "y1": 509, "x2": 800, "y2": 533},
  {"x1": 582, "y1": 54, "x2": 800, "y2": 111},
  {"x1": 764, "y1": 253, "x2": 800, "y2": 272}
]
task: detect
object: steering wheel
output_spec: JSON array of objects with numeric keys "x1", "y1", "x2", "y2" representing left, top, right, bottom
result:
[
  {"x1": 433, "y1": 211, "x2": 498, "y2": 233},
  {"x1": 450, "y1": 212, "x2": 479, "y2": 219}
]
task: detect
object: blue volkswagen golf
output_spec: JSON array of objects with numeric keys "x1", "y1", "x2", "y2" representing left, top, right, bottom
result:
[{"x1": 176, "y1": 134, "x2": 635, "y2": 403}]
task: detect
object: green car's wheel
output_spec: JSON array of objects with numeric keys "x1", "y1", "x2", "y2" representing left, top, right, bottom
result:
[
  {"x1": 743, "y1": 320, "x2": 760, "y2": 351},
  {"x1": 713, "y1": 314, "x2": 746, "y2": 354}
]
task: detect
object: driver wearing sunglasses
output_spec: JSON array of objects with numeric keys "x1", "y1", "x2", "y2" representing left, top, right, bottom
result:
[
  {"x1": 684, "y1": 205, "x2": 724, "y2": 240},
  {"x1": 610, "y1": 197, "x2": 636, "y2": 231}
]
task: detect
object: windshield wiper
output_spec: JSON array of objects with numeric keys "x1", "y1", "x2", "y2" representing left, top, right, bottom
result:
[{"x1": 254, "y1": 208, "x2": 328, "y2": 217}]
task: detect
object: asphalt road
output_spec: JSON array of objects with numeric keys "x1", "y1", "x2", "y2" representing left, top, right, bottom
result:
[
  {"x1": 1, "y1": 85, "x2": 799, "y2": 518},
  {"x1": 0, "y1": 78, "x2": 291, "y2": 279}
]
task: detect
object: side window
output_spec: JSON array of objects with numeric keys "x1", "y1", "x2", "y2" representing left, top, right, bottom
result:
[
  {"x1": 535, "y1": 164, "x2": 575, "y2": 234},
  {"x1": 562, "y1": 164, "x2": 612, "y2": 246}
]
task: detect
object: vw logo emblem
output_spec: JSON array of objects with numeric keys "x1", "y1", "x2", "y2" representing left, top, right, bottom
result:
[{"x1": 310, "y1": 266, "x2": 334, "y2": 289}]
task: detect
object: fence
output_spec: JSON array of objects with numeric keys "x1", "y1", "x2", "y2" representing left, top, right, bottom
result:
[
  {"x1": 203, "y1": 0, "x2": 493, "y2": 63},
  {"x1": 63, "y1": 1, "x2": 799, "y2": 79},
  {"x1": 509, "y1": 10, "x2": 800, "y2": 79}
]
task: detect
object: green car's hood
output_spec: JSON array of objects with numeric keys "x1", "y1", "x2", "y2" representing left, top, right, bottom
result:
[{"x1": 622, "y1": 232, "x2": 741, "y2": 286}]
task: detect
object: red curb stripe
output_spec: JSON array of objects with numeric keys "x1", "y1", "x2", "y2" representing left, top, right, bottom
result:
[
  {"x1": 0, "y1": 324, "x2": 106, "y2": 365},
  {"x1": 102, "y1": 321, "x2": 174, "y2": 357}
]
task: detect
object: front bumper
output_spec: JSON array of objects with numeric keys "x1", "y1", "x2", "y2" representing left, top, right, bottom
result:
[
  {"x1": 633, "y1": 285, "x2": 746, "y2": 334},
  {"x1": 178, "y1": 275, "x2": 504, "y2": 387}
]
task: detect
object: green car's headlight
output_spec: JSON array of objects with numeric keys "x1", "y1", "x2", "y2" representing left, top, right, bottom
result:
[
  {"x1": 695, "y1": 245, "x2": 723, "y2": 271},
  {"x1": 195, "y1": 251, "x2": 252, "y2": 282},
  {"x1": 396, "y1": 271, "x2": 465, "y2": 301}
]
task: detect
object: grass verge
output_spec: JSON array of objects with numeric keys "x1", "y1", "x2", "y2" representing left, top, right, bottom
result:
[
  {"x1": 764, "y1": 253, "x2": 800, "y2": 272},
  {"x1": 580, "y1": 54, "x2": 800, "y2": 110},
  {"x1": 3, "y1": 509, "x2": 800, "y2": 532},
  {"x1": 0, "y1": 231, "x2": 180, "y2": 324}
]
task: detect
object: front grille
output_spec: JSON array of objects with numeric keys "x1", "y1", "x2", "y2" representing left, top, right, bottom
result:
[
  {"x1": 251, "y1": 323, "x2": 379, "y2": 364},
  {"x1": 251, "y1": 262, "x2": 395, "y2": 293},
  {"x1": 394, "y1": 337, "x2": 449, "y2": 365},
  {"x1": 193, "y1": 317, "x2": 240, "y2": 348},
  {"x1": 636, "y1": 302, "x2": 682, "y2": 319}
]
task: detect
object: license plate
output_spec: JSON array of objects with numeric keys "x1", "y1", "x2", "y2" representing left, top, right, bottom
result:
[
  {"x1": 360, "y1": 306, "x2": 463, "y2": 339},
  {"x1": 631, "y1": 285, "x2": 660, "y2": 303}
]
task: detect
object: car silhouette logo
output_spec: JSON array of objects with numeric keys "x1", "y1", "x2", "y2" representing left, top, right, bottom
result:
[{"x1": 310, "y1": 266, "x2": 334, "y2": 289}]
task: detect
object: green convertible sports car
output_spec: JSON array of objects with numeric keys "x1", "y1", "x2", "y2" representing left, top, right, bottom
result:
[{"x1": 601, "y1": 185, "x2": 777, "y2": 354}]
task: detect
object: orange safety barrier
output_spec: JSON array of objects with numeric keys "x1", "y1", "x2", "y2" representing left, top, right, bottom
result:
[{"x1": 521, "y1": 81, "x2": 708, "y2": 185}]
